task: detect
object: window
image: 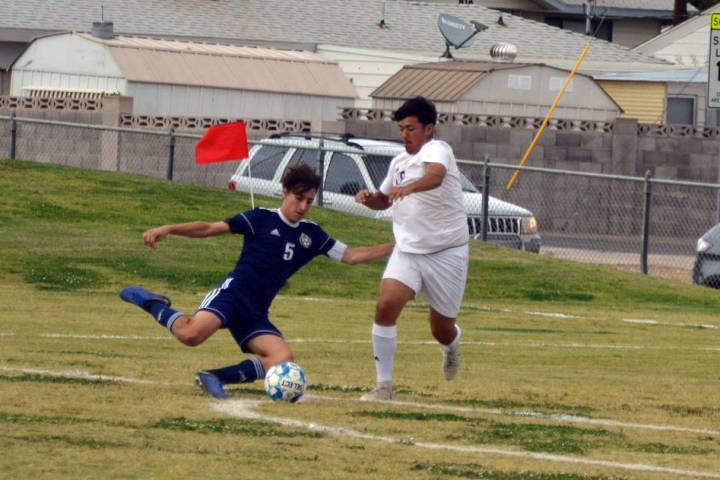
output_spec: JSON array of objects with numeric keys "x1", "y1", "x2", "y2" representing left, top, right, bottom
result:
[
  {"x1": 243, "y1": 146, "x2": 288, "y2": 180},
  {"x1": 287, "y1": 148, "x2": 320, "y2": 171},
  {"x1": 362, "y1": 155, "x2": 392, "y2": 188},
  {"x1": 508, "y1": 74, "x2": 532, "y2": 90},
  {"x1": 325, "y1": 154, "x2": 367, "y2": 195},
  {"x1": 666, "y1": 97, "x2": 695, "y2": 125}
]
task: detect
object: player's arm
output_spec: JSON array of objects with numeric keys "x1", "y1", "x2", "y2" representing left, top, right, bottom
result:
[
  {"x1": 143, "y1": 221, "x2": 231, "y2": 249},
  {"x1": 355, "y1": 189, "x2": 392, "y2": 210},
  {"x1": 341, "y1": 241, "x2": 395, "y2": 265},
  {"x1": 387, "y1": 163, "x2": 446, "y2": 202},
  {"x1": 324, "y1": 238, "x2": 394, "y2": 265}
]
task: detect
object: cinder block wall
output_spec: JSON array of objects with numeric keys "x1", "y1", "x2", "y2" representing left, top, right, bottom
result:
[{"x1": 3, "y1": 108, "x2": 718, "y2": 238}]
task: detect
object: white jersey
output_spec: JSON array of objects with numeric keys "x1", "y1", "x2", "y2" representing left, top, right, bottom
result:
[{"x1": 380, "y1": 139, "x2": 469, "y2": 254}]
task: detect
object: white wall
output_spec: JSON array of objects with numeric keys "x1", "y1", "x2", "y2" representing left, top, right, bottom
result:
[
  {"x1": 10, "y1": 34, "x2": 126, "y2": 95},
  {"x1": 640, "y1": 24, "x2": 709, "y2": 67},
  {"x1": 462, "y1": 64, "x2": 620, "y2": 120},
  {"x1": 127, "y1": 82, "x2": 354, "y2": 121},
  {"x1": 317, "y1": 45, "x2": 440, "y2": 109}
]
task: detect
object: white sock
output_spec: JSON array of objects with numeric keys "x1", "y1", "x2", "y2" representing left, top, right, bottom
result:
[
  {"x1": 371, "y1": 323, "x2": 397, "y2": 384},
  {"x1": 444, "y1": 324, "x2": 461, "y2": 350}
]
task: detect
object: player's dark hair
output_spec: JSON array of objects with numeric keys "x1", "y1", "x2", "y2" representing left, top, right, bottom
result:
[
  {"x1": 281, "y1": 163, "x2": 321, "y2": 194},
  {"x1": 392, "y1": 96, "x2": 437, "y2": 126}
]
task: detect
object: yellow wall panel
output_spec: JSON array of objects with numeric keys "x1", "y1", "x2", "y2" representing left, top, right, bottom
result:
[{"x1": 597, "y1": 81, "x2": 666, "y2": 123}]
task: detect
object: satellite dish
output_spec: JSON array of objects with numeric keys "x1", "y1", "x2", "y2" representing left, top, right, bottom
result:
[{"x1": 438, "y1": 14, "x2": 487, "y2": 59}]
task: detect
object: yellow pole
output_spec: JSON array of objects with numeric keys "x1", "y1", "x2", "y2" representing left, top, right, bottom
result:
[{"x1": 505, "y1": 43, "x2": 591, "y2": 191}]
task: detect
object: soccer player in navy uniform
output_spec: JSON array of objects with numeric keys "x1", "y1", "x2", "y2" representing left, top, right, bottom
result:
[{"x1": 120, "y1": 164, "x2": 393, "y2": 398}]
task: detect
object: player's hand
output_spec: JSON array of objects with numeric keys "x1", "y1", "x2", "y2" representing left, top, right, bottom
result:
[
  {"x1": 388, "y1": 185, "x2": 413, "y2": 202},
  {"x1": 143, "y1": 226, "x2": 169, "y2": 249},
  {"x1": 355, "y1": 189, "x2": 373, "y2": 204}
]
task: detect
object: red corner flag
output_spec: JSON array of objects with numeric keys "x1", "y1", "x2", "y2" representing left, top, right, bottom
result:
[{"x1": 195, "y1": 121, "x2": 249, "y2": 164}]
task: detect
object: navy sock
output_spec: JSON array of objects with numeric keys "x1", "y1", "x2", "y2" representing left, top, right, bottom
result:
[
  {"x1": 208, "y1": 358, "x2": 265, "y2": 385},
  {"x1": 148, "y1": 301, "x2": 183, "y2": 332}
]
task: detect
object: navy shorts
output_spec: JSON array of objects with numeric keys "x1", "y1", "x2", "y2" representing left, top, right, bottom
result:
[{"x1": 196, "y1": 275, "x2": 282, "y2": 353}]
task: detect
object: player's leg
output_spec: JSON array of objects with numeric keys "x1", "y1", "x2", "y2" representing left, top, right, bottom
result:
[
  {"x1": 245, "y1": 334, "x2": 293, "y2": 372},
  {"x1": 195, "y1": 289, "x2": 286, "y2": 398},
  {"x1": 170, "y1": 310, "x2": 222, "y2": 346},
  {"x1": 120, "y1": 285, "x2": 221, "y2": 346},
  {"x1": 419, "y1": 244, "x2": 468, "y2": 380},
  {"x1": 429, "y1": 308, "x2": 461, "y2": 380},
  {"x1": 196, "y1": 333, "x2": 289, "y2": 399},
  {"x1": 362, "y1": 249, "x2": 420, "y2": 401},
  {"x1": 119, "y1": 284, "x2": 184, "y2": 331}
]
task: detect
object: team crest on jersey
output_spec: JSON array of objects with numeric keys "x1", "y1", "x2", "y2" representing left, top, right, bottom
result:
[{"x1": 299, "y1": 232, "x2": 312, "y2": 248}]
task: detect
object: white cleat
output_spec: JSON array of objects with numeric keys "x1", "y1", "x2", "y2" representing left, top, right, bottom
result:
[
  {"x1": 442, "y1": 326, "x2": 461, "y2": 380},
  {"x1": 360, "y1": 381, "x2": 392, "y2": 401}
]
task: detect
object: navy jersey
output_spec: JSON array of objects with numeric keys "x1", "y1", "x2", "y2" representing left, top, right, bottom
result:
[{"x1": 224, "y1": 208, "x2": 336, "y2": 312}]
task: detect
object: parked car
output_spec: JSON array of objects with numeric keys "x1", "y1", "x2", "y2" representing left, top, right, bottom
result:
[
  {"x1": 693, "y1": 223, "x2": 720, "y2": 288},
  {"x1": 228, "y1": 134, "x2": 541, "y2": 252}
]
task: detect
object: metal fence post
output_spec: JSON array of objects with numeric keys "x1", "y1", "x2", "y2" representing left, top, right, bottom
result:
[
  {"x1": 716, "y1": 154, "x2": 720, "y2": 224},
  {"x1": 166, "y1": 127, "x2": 176, "y2": 181},
  {"x1": 640, "y1": 169, "x2": 652, "y2": 275},
  {"x1": 481, "y1": 154, "x2": 491, "y2": 242},
  {"x1": 10, "y1": 111, "x2": 17, "y2": 160},
  {"x1": 317, "y1": 138, "x2": 325, "y2": 206}
]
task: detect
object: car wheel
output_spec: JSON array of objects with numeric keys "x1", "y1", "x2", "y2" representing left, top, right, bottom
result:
[{"x1": 702, "y1": 275, "x2": 720, "y2": 289}]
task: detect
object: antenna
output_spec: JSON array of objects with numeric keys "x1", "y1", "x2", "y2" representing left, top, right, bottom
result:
[{"x1": 437, "y1": 14, "x2": 487, "y2": 59}]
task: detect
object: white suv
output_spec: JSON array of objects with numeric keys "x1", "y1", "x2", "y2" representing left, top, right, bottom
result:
[{"x1": 228, "y1": 134, "x2": 541, "y2": 252}]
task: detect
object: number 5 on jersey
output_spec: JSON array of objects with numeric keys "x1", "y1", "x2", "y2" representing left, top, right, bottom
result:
[{"x1": 283, "y1": 242, "x2": 295, "y2": 260}]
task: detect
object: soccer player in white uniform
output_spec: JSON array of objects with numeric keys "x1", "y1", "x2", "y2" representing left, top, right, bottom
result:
[{"x1": 355, "y1": 96, "x2": 469, "y2": 401}]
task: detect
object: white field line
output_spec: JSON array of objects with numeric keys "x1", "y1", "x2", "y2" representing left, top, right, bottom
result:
[
  {"x1": 213, "y1": 399, "x2": 720, "y2": 479},
  {"x1": 40, "y1": 333, "x2": 171, "y2": 340},
  {"x1": 2, "y1": 366, "x2": 718, "y2": 437},
  {"x1": 0, "y1": 366, "x2": 163, "y2": 385},
  {"x1": 524, "y1": 311, "x2": 584, "y2": 319},
  {"x1": 623, "y1": 319, "x2": 718, "y2": 330},
  {"x1": 291, "y1": 338, "x2": 720, "y2": 352},
  {"x1": 304, "y1": 394, "x2": 720, "y2": 436},
  {"x1": 1, "y1": 332, "x2": 718, "y2": 352},
  {"x1": 282, "y1": 296, "x2": 720, "y2": 329}
]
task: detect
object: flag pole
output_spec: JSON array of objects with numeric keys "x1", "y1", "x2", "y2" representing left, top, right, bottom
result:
[
  {"x1": 248, "y1": 152, "x2": 255, "y2": 209},
  {"x1": 505, "y1": 42, "x2": 591, "y2": 191}
]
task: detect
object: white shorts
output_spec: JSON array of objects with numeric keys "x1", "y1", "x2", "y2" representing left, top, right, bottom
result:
[{"x1": 383, "y1": 244, "x2": 469, "y2": 318}]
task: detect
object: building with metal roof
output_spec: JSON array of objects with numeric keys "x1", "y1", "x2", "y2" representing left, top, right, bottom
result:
[
  {"x1": 0, "y1": 0, "x2": 673, "y2": 108},
  {"x1": 371, "y1": 61, "x2": 622, "y2": 121},
  {"x1": 9, "y1": 31, "x2": 357, "y2": 121},
  {"x1": 0, "y1": 0, "x2": 669, "y2": 65}
]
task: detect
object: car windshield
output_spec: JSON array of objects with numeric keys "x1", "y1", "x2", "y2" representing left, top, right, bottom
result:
[{"x1": 361, "y1": 154, "x2": 479, "y2": 193}]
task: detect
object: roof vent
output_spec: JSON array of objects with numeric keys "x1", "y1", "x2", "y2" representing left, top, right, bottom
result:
[
  {"x1": 490, "y1": 43, "x2": 517, "y2": 62},
  {"x1": 91, "y1": 21, "x2": 114, "y2": 39}
]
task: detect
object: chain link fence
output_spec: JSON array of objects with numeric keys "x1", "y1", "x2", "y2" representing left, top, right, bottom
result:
[
  {"x1": 463, "y1": 160, "x2": 719, "y2": 282},
  {"x1": 2, "y1": 113, "x2": 718, "y2": 283}
]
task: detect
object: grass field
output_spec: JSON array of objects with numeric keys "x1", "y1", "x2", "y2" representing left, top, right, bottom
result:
[{"x1": 1, "y1": 159, "x2": 719, "y2": 479}]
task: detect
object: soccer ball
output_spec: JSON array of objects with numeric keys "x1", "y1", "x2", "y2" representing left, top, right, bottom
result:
[{"x1": 264, "y1": 361, "x2": 307, "y2": 403}]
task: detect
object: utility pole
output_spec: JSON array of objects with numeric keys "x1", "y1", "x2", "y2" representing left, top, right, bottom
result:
[
  {"x1": 584, "y1": 0, "x2": 592, "y2": 36},
  {"x1": 672, "y1": 0, "x2": 688, "y2": 26}
]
